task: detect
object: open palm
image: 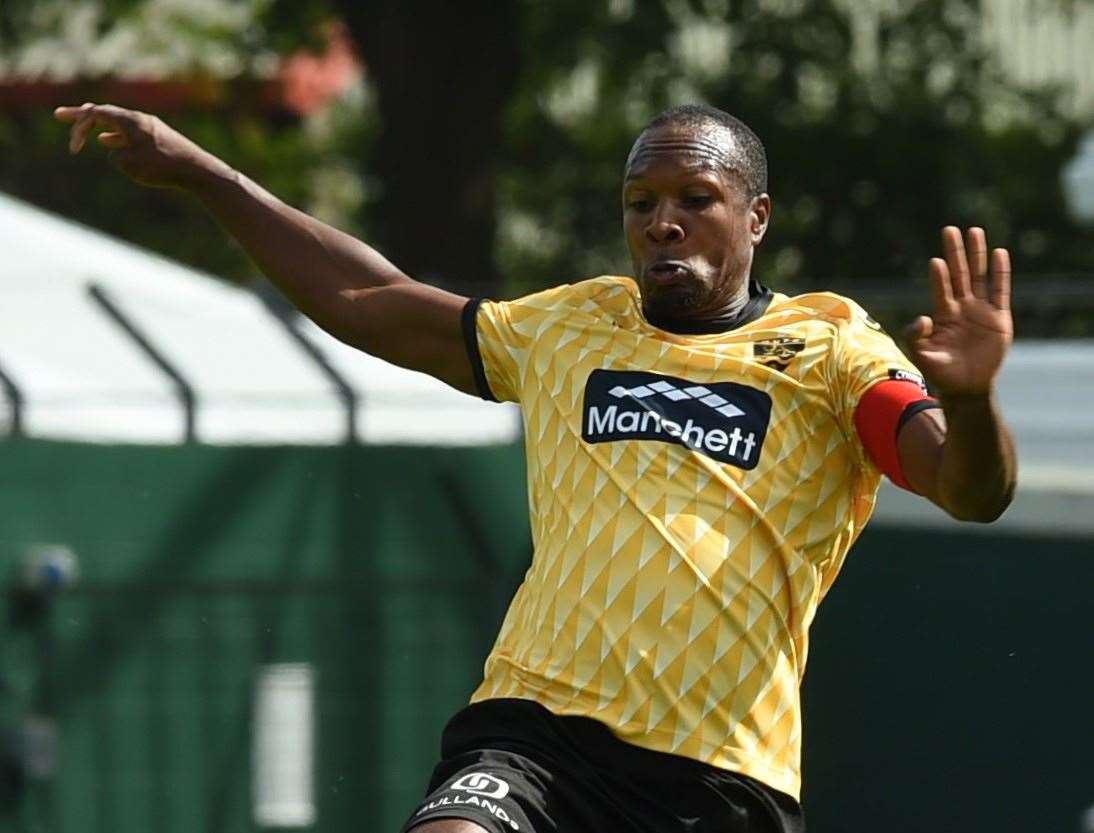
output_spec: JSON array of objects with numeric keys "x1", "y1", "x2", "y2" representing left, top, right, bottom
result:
[{"x1": 906, "y1": 226, "x2": 1012, "y2": 397}]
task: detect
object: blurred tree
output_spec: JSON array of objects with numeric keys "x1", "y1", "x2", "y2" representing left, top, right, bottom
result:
[
  {"x1": 499, "y1": 0, "x2": 1092, "y2": 304},
  {"x1": 333, "y1": 0, "x2": 520, "y2": 293},
  {"x1": 0, "y1": 0, "x2": 370, "y2": 284},
  {"x1": 1, "y1": 0, "x2": 1091, "y2": 331}
]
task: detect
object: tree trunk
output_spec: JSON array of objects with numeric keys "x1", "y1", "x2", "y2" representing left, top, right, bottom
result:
[{"x1": 337, "y1": 0, "x2": 519, "y2": 295}]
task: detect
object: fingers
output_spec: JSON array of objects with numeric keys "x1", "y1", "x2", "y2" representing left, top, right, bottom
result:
[
  {"x1": 56, "y1": 103, "x2": 102, "y2": 153},
  {"x1": 53, "y1": 105, "x2": 88, "y2": 123},
  {"x1": 989, "y1": 246, "x2": 1011, "y2": 311},
  {"x1": 54, "y1": 102, "x2": 140, "y2": 154},
  {"x1": 928, "y1": 256, "x2": 955, "y2": 314},
  {"x1": 937, "y1": 225, "x2": 1010, "y2": 310},
  {"x1": 941, "y1": 225, "x2": 972, "y2": 299},
  {"x1": 904, "y1": 315, "x2": 934, "y2": 343},
  {"x1": 71, "y1": 104, "x2": 110, "y2": 154},
  {"x1": 966, "y1": 226, "x2": 988, "y2": 299},
  {"x1": 97, "y1": 132, "x2": 130, "y2": 149}
]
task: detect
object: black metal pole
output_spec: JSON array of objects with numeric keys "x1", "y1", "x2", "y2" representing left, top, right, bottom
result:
[
  {"x1": 259, "y1": 291, "x2": 360, "y2": 445},
  {"x1": 86, "y1": 283, "x2": 197, "y2": 442},
  {"x1": 0, "y1": 357, "x2": 25, "y2": 437}
]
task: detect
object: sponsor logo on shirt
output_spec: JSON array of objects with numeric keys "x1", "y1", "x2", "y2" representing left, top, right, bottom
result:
[
  {"x1": 414, "y1": 772, "x2": 519, "y2": 830},
  {"x1": 753, "y1": 336, "x2": 806, "y2": 371},
  {"x1": 888, "y1": 368, "x2": 928, "y2": 393},
  {"x1": 581, "y1": 370, "x2": 772, "y2": 469},
  {"x1": 451, "y1": 772, "x2": 510, "y2": 799}
]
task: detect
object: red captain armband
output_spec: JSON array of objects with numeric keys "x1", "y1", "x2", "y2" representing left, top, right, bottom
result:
[{"x1": 853, "y1": 379, "x2": 940, "y2": 492}]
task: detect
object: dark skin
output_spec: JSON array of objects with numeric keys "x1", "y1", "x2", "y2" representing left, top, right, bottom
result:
[
  {"x1": 54, "y1": 104, "x2": 1014, "y2": 833},
  {"x1": 899, "y1": 226, "x2": 1016, "y2": 519},
  {"x1": 55, "y1": 103, "x2": 478, "y2": 394},
  {"x1": 621, "y1": 124, "x2": 1015, "y2": 520},
  {"x1": 55, "y1": 105, "x2": 1014, "y2": 516},
  {"x1": 623, "y1": 125, "x2": 770, "y2": 324}
]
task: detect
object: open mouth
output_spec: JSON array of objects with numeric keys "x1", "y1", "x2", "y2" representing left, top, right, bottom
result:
[{"x1": 646, "y1": 261, "x2": 694, "y2": 285}]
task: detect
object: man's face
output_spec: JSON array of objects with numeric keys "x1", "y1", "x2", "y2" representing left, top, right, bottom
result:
[{"x1": 622, "y1": 125, "x2": 770, "y2": 320}]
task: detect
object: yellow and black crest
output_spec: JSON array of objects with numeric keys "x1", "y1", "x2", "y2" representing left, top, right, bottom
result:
[{"x1": 753, "y1": 337, "x2": 806, "y2": 371}]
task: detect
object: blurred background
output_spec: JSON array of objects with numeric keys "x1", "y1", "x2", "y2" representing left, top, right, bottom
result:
[{"x1": 0, "y1": 1, "x2": 1092, "y2": 831}]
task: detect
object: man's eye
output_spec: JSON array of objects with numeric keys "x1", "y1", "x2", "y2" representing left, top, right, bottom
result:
[
  {"x1": 683, "y1": 194, "x2": 713, "y2": 208},
  {"x1": 628, "y1": 198, "x2": 653, "y2": 212}
]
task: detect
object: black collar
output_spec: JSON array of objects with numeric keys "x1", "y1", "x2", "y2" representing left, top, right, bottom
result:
[{"x1": 643, "y1": 280, "x2": 774, "y2": 335}]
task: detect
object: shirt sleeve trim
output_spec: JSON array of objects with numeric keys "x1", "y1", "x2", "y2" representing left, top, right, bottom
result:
[
  {"x1": 461, "y1": 297, "x2": 497, "y2": 402},
  {"x1": 897, "y1": 398, "x2": 942, "y2": 435}
]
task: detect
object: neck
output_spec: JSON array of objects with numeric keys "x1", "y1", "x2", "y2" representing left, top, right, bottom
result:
[{"x1": 644, "y1": 279, "x2": 770, "y2": 335}]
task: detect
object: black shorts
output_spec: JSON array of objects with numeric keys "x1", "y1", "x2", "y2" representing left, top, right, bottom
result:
[{"x1": 400, "y1": 698, "x2": 804, "y2": 833}]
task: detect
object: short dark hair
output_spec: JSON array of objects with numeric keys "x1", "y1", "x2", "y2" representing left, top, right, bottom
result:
[{"x1": 637, "y1": 104, "x2": 768, "y2": 196}]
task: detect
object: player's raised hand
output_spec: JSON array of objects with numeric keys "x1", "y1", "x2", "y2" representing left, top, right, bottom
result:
[
  {"x1": 906, "y1": 226, "x2": 1013, "y2": 397},
  {"x1": 54, "y1": 102, "x2": 224, "y2": 189}
]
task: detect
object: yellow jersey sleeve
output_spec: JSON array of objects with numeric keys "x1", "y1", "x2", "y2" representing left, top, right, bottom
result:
[
  {"x1": 830, "y1": 300, "x2": 927, "y2": 466},
  {"x1": 465, "y1": 283, "x2": 590, "y2": 403}
]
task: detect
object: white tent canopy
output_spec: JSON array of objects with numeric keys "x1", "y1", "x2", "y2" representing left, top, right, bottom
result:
[
  {"x1": 2, "y1": 192, "x2": 1091, "y2": 532},
  {"x1": 0, "y1": 191, "x2": 519, "y2": 446}
]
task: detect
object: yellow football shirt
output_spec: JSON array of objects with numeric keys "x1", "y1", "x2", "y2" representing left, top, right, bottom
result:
[{"x1": 465, "y1": 275, "x2": 923, "y2": 799}]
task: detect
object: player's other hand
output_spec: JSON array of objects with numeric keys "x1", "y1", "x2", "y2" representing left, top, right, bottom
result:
[
  {"x1": 54, "y1": 103, "x2": 225, "y2": 190},
  {"x1": 905, "y1": 226, "x2": 1012, "y2": 398}
]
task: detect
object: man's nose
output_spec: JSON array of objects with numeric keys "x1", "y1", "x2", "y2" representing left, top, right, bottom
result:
[{"x1": 645, "y1": 208, "x2": 685, "y2": 244}]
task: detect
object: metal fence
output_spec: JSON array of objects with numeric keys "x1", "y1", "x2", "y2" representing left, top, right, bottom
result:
[
  {"x1": 0, "y1": 440, "x2": 529, "y2": 833},
  {"x1": 2, "y1": 440, "x2": 1092, "y2": 833},
  {"x1": 33, "y1": 578, "x2": 492, "y2": 833}
]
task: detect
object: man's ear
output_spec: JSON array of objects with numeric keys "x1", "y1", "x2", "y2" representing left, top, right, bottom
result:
[{"x1": 750, "y1": 194, "x2": 771, "y2": 245}]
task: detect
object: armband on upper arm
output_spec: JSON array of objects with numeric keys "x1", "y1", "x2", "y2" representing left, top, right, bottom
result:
[{"x1": 853, "y1": 380, "x2": 940, "y2": 491}]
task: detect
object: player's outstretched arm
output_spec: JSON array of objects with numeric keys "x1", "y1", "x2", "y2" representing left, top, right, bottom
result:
[
  {"x1": 54, "y1": 103, "x2": 476, "y2": 394},
  {"x1": 897, "y1": 226, "x2": 1018, "y2": 522}
]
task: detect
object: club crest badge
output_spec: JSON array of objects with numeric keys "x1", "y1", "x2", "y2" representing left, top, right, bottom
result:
[{"x1": 753, "y1": 337, "x2": 806, "y2": 372}]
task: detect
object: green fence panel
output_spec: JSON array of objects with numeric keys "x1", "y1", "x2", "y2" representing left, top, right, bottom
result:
[
  {"x1": 0, "y1": 439, "x2": 530, "y2": 833},
  {"x1": 802, "y1": 526, "x2": 1094, "y2": 833},
  {"x1": 2, "y1": 439, "x2": 1091, "y2": 833}
]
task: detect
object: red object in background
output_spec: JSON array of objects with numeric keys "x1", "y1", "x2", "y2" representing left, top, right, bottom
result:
[
  {"x1": 276, "y1": 22, "x2": 361, "y2": 116},
  {"x1": 0, "y1": 22, "x2": 361, "y2": 117}
]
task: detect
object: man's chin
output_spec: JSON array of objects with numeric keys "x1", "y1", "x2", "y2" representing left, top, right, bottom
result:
[{"x1": 640, "y1": 282, "x2": 703, "y2": 319}]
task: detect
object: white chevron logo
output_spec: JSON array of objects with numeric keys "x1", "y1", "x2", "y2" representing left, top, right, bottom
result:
[{"x1": 608, "y1": 381, "x2": 745, "y2": 419}]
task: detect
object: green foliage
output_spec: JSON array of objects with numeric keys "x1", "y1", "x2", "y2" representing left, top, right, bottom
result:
[
  {"x1": 1, "y1": 102, "x2": 373, "y2": 283},
  {"x1": 0, "y1": 0, "x2": 398, "y2": 290},
  {"x1": 499, "y1": 0, "x2": 1091, "y2": 299},
  {"x1": 0, "y1": 0, "x2": 372, "y2": 283},
  {"x1": 1, "y1": 0, "x2": 1091, "y2": 328}
]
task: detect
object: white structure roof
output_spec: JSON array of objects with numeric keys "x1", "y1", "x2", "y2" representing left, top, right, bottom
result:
[
  {"x1": 1, "y1": 192, "x2": 1090, "y2": 531},
  {"x1": 0, "y1": 191, "x2": 519, "y2": 446}
]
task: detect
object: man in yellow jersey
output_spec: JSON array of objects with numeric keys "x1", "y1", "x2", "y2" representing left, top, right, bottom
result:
[{"x1": 57, "y1": 102, "x2": 1016, "y2": 833}]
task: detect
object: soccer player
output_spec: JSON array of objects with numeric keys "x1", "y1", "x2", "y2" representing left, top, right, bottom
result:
[{"x1": 56, "y1": 102, "x2": 1015, "y2": 833}]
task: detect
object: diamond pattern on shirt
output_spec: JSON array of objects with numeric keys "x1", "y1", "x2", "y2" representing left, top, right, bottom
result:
[{"x1": 470, "y1": 277, "x2": 922, "y2": 800}]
